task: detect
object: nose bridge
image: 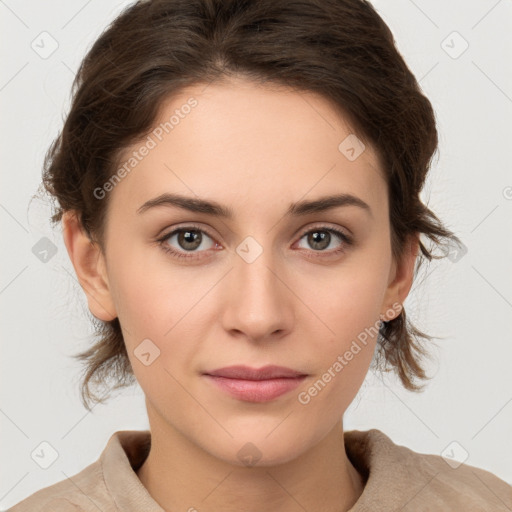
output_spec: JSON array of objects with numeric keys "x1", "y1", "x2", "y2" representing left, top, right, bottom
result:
[
  {"x1": 222, "y1": 236, "x2": 292, "y2": 339},
  {"x1": 236, "y1": 245, "x2": 279, "y2": 300}
]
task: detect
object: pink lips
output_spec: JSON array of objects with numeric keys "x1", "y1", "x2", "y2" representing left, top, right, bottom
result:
[{"x1": 203, "y1": 365, "x2": 308, "y2": 402}]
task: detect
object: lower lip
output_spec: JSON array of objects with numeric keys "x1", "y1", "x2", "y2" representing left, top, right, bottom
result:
[{"x1": 204, "y1": 375, "x2": 307, "y2": 402}]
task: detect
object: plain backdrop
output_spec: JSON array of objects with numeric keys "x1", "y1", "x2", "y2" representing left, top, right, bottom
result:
[{"x1": 1, "y1": 0, "x2": 511, "y2": 508}]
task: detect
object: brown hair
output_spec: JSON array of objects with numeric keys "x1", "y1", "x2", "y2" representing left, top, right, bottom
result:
[{"x1": 41, "y1": 0, "x2": 462, "y2": 410}]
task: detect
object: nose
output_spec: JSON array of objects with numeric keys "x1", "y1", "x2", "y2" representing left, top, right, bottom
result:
[{"x1": 220, "y1": 245, "x2": 295, "y2": 343}]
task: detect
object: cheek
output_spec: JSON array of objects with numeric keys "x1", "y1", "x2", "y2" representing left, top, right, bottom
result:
[
  {"x1": 320, "y1": 286, "x2": 380, "y2": 383},
  {"x1": 112, "y1": 261, "x2": 196, "y2": 402},
  {"x1": 109, "y1": 249, "x2": 194, "y2": 335},
  {"x1": 297, "y1": 301, "x2": 378, "y2": 418},
  {"x1": 336, "y1": 241, "x2": 392, "y2": 317},
  {"x1": 299, "y1": 259, "x2": 388, "y2": 339},
  {"x1": 109, "y1": 253, "x2": 212, "y2": 372},
  {"x1": 110, "y1": 264, "x2": 163, "y2": 337},
  {"x1": 295, "y1": 248, "x2": 389, "y2": 389}
]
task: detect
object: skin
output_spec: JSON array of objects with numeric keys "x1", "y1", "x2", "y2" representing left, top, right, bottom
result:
[{"x1": 62, "y1": 75, "x2": 419, "y2": 512}]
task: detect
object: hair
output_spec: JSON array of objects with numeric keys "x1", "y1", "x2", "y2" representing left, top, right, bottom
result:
[{"x1": 41, "y1": 0, "x2": 463, "y2": 411}]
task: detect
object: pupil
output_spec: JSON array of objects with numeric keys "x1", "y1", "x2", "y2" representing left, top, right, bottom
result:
[
  {"x1": 310, "y1": 231, "x2": 329, "y2": 250},
  {"x1": 180, "y1": 230, "x2": 201, "y2": 250}
]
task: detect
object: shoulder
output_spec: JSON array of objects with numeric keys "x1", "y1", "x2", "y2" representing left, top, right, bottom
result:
[
  {"x1": 416, "y1": 450, "x2": 512, "y2": 510},
  {"x1": 6, "y1": 461, "x2": 106, "y2": 512},
  {"x1": 6, "y1": 430, "x2": 153, "y2": 512},
  {"x1": 345, "y1": 428, "x2": 512, "y2": 511}
]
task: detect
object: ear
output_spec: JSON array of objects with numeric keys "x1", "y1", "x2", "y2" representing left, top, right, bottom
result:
[
  {"x1": 61, "y1": 211, "x2": 117, "y2": 322},
  {"x1": 380, "y1": 232, "x2": 420, "y2": 321}
]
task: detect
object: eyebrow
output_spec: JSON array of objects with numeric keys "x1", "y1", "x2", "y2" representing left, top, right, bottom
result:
[{"x1": 137, "y1": 192, "x2": 372, "y2": 219}]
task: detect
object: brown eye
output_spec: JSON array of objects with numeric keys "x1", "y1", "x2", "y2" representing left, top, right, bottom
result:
[
  {"x1": 305, "y1": 230, "x2": 331, "y2": 250},
  {"x1": 175, "y1": 229, "x2": 203, "y2": 251},
  {"x1": 157, "y1": 225, "x2": 219, "y2": 260},
  {"x1": 296, "y1": 226, "x2": 352, "y2": 255}
]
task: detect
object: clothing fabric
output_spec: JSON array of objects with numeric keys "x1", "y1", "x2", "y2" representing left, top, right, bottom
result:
[{"x1": 7, "y1": 428, "x2": 512, "y2": 511}]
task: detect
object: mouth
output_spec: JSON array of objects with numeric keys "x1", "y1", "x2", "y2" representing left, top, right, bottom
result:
[{"x1": 203, "y1": 365, "x2": 308, "y2": 402}]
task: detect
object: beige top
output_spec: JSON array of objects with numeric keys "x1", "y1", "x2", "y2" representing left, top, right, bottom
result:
[{"x1": 7, "y1": 428, "x2": 512, "y2": 511}]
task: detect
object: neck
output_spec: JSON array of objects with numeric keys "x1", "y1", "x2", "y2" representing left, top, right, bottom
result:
[{"x1": 136, "y1": 408, "x2": 365, "y2": 512}]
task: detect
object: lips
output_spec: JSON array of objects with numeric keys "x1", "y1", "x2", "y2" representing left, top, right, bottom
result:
[
  {"x1": 203, "y1": 365, "x2": 308, "y2": 402},
  {"x1": 204, "y1": 365, "x2": 307, "y2": 380}
]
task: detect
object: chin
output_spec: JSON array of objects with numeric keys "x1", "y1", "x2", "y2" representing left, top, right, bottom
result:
[{"x1": 199, "y1": 426, "x2": 314, "y2": 468}]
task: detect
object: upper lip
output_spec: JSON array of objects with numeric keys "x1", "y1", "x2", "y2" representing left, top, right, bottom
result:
[{"x1": 204, "y1": 365, "x2": 307, "y2": 380}]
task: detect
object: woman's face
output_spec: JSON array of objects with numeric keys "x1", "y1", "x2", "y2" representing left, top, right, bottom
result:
[{"x1": 73, "y1": 76, "x2": 413, "y2": 465}]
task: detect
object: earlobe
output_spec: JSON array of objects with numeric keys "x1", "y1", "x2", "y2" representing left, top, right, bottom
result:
[
  {"x1": 380, "y1": 233, "x2": 420, "y2": 321},
  {"x1": 61, "y1": 211, "x2": 117, "y2": 322}
]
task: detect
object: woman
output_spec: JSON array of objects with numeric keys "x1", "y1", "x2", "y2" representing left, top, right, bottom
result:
[{"x1": 8, "y1": 0, "x2": 511, "y2": 510}]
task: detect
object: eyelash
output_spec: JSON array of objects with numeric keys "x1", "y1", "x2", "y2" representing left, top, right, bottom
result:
[{"x1": 155, "y1": 223, "x2": 353, "y2": 261}]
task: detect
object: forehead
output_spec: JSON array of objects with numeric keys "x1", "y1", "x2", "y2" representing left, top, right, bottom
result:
[{"x1": 109, "y1": 76, "x2": 386, "y2": 218}]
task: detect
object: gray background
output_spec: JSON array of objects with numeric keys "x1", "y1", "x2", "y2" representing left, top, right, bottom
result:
[{"x1": 1, "y1": 0, "x2": 511, "y2": 508}]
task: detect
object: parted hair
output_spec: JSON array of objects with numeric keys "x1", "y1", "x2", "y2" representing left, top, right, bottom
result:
[{"x1": 41, "y1": 0, "x2": 462, "y2": 410}]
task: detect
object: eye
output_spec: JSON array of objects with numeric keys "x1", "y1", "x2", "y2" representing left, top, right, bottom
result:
[
  {"x1": 295, "y1": 225, "x2": 353, "y2": 257},
  {"x1": 156, "y1": 225, "x2": 220, "y2": 260},
  {"x1": 156, "y1": 223, "x2": 353, "y2": 261}
]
